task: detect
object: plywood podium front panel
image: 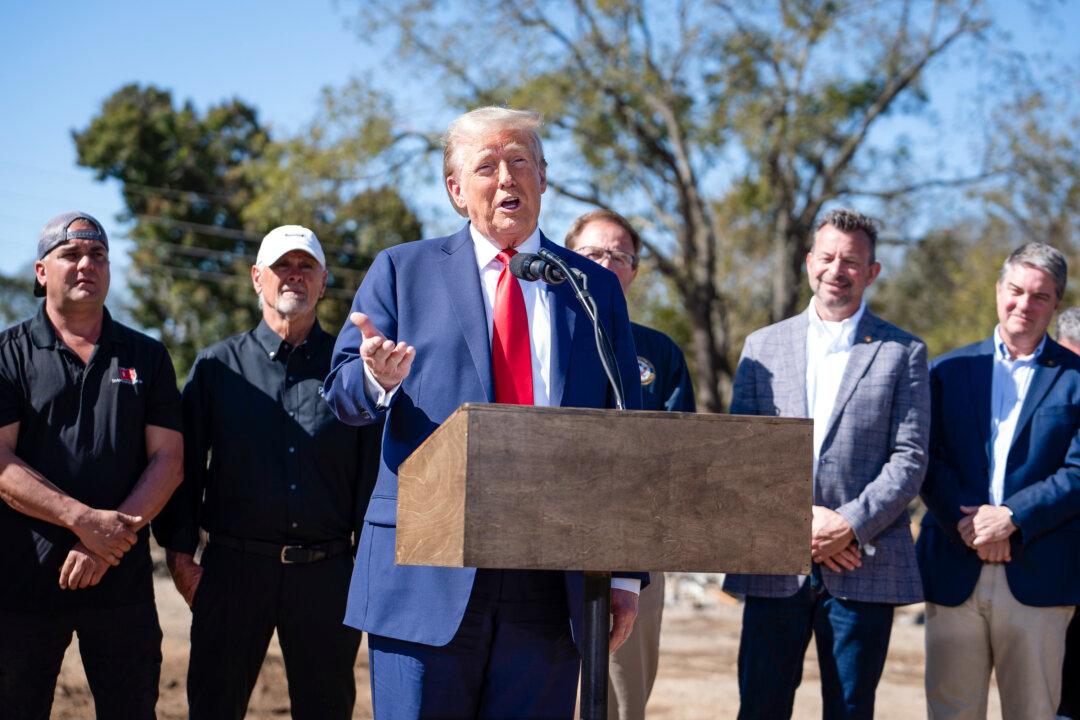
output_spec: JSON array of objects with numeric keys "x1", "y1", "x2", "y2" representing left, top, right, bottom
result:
[{"x1": 397, "y1": 403, "x2": 811, "y2": 575}]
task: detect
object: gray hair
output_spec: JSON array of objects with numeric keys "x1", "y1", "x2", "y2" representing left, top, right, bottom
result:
[
  {"x1": 1000, "y1": 242, "x2": 1067, "y2": 300},
  {"x1": 442, "y1": 107, "x2": 546, "y2": 217},
  {"x1": 812, "y1": 208, "x2": 880, "y2": 263},
  {"x1": 1056, "y1": 307, "x2": 1080, "y2": 344}
]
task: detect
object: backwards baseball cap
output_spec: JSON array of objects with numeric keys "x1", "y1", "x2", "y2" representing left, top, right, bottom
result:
[
  {"x1": 256, "y1": 225, "x2": 326, "y2": 269},
  {"x1": 34, "y1": 211, "x2": 110, "y2": 297}
]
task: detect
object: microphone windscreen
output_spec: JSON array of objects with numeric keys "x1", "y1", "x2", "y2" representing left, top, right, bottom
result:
[{"x1": 509, "y1": 252, "x2": 541, "y2": 281}]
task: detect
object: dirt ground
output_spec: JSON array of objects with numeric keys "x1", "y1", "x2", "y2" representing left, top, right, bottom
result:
[{"x1": 51, "y1": 576, "x2": 1004, "y2": 719}]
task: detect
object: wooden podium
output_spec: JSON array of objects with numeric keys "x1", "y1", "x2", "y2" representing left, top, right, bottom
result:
[{"x1": 397, "y1": 403, "x2": 812, "y2": 718}]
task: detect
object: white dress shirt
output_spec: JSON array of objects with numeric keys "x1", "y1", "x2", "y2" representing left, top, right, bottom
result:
[
  {"x1": 989, "y1": 326, "x2": 1046, "y2": 506},
  {"x1": 469, "y1": 225, "x2": 554, "y2": 406},
  {"x1": 363, "y1": 226, "x2": 554, "y2": 406},
  {"x1": 806, "y1": 299, "x2": 867, "y2": 473},
  {"x1": 364, "y1": 225, "x2": 639, "y2": 593}
]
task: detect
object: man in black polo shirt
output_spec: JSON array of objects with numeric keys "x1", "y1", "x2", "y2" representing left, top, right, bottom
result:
[
  {"x1": 152, "y1": 225, "x2": 379, "y2": 720},
  {"x1": 0, "y1": 211, "x2": 184, "y2": 720}
]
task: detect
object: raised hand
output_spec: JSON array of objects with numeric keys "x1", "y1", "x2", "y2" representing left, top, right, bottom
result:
[{"x1": 351, "y1": 312, "x2": 415, "y2": 392}]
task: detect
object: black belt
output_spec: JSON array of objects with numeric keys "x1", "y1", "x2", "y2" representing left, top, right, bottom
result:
[{"x1": 210, "y1": 534, "x2": 352, "y2": 564}]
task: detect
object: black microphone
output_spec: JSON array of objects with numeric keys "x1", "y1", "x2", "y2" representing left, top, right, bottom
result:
[{"x1": 509, "y1": 252, "x2": 567, "y2": 285}]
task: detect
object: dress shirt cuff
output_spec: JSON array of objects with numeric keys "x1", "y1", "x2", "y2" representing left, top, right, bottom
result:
[
  {"x1": 363, "y1": 363, "x2": 400, "y2": 409},
  {"x1": 610, "y1": 578, "x2": 641, "y2": 595}
]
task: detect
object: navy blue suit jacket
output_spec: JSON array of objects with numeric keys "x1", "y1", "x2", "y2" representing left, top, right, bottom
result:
[
  {"x1": 324, "y1": 225, "x2": 643, "y2": 646},
  {"x1": 917, "y1": 336, "x2": 1080, "y2": 607}
]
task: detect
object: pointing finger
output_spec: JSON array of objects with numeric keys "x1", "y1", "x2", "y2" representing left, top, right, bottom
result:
[{"x1": 350, "y1": 312, "x2": 384, "y2": 341}]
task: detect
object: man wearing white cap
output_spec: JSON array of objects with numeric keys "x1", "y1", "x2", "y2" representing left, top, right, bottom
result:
[{"x1": 153, "y1": 225, "x2": 381, "y2": 720}]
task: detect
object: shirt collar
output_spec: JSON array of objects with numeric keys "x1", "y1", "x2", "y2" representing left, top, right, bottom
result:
[
  {"x1": 30, "y1": 302, "x2": 119, "y2": 349},
  {"x1": 469, "y1": 223, "x2": 541, "y2": 272},
  {"x1": 807, "y1": 298, "x2": 866, "y2": 347},
  {"x1": 253, "y1": 318, "x2": 325, "y2": 360},
  {"x1": 993, "y1": 325, "x2": 1046, "y2": 362}
]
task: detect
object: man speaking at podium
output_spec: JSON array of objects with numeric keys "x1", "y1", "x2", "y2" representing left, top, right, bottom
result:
[{"x1": 324, "y1": 107, "x2": 644, "y2": 719}]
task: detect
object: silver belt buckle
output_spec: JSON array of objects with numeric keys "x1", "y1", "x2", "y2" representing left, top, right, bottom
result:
[{"x1": 280, "y1": 545, "x2": 304, "y2": 564}]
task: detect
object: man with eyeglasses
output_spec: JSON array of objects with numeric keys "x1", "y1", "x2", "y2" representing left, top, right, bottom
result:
[{"x1": 566, "y1": 209, "x2": 696, "y2": 720}]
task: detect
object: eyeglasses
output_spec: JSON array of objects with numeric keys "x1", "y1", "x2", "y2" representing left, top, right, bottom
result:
[{"x1": 575, "y1": 245, "x2": 638, "y2": 268}]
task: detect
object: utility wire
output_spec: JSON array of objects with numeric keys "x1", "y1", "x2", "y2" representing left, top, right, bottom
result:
[
  {"x1": 137, "y1": 237, "x2": 369, "y2": 278},
  {"x1": 141, "y1": 263, "x2": 358, "y2": 300}
]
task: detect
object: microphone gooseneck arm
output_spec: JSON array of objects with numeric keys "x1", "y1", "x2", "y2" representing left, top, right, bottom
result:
[{"x1": 536, "y1": 248, "x2": 626, "y2": 411}]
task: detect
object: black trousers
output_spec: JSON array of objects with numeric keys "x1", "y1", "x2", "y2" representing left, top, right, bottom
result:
[
  {"x1": 188, "y1": 542, "x2": 362, "y2": 720},
  {"x1": 0, "y1": 600, "x2": 162, "y2": 720}
]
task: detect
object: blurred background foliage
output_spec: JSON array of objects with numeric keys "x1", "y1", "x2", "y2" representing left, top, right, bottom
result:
[{"x1": 3, "y1": 0, "x2": 1077, "y2": 404}]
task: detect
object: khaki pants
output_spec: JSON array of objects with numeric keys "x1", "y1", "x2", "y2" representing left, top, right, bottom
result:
[
  {"x1": 925, "y1": 564, "x2": 1075, "y2": 720},
  {"x1": 608, "y1": 572, "x2": 664, "y2": 720}
]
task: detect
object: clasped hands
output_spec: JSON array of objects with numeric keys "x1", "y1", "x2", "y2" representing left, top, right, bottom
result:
[
  {"x1": 59, "y1": 507, "x2": 143, "y2": 590},
  {"x1": 957, "y1": 504, "x2": 1016, "y2": 563},
  {"x1": 811, "y1": 506, "x2": 861, "y2": 573}
]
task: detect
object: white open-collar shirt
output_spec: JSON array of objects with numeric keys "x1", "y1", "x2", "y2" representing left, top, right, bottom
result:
[
  {"x1": 805, "y1": 298, "x2": 867, "y2": 473},
  {"x1": 989, "y1": 326, "x2": 1046, "y2": 506}
]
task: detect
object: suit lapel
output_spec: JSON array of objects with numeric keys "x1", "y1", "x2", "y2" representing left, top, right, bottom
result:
[
  {"x1": 438, "y1": 225, "x2": 494, "y2": 402},
  {"x1": 967, "y1": 339, "x2": 995, "y2": 464},
  {"x1": 1011, "y1": 340, "x2": 1065, "y2": 447},
  {"x1": 822, "y1": 312, "x2": 882, "y2": 439},
  {"x1": 541, "y1": 236, "x2": 575, "y2": 407},
  {"x1": 785, "y1": 312, "x2": 810, "y2": 417}
]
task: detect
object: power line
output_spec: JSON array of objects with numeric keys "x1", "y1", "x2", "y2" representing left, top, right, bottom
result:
[
  {"x1": 139, "y1": 263, "x2": 358, "y2": 300},
  {"x1": 130, "y1": 213, "x2": 378, "y2": 257},
  {"x1": 137, "y1": 237, "x2": 369, "y2": 278}
]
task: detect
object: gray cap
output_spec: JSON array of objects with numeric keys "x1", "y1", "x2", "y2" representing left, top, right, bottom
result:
[{"x1": 34, "y1": 211, "x2": 109, "y2": 297}]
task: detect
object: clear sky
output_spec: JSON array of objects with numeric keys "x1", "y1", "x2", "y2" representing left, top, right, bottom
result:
[
  {"x1": 2, "y1": 1, "x2": 1077, "y2": 292},
  {"x1": 0, "y1": 0, "x2": 389, "y2": 284}
]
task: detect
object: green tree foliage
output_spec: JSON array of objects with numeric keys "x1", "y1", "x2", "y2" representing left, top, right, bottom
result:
[
  {"x1": 73, "y1": 84, "x2": 422, "y2": 377},
  {"x1": 0, "y1": 272, "x2": 36, "y2": 327},
  {"x1": 873, "y1": 81, "x2": 1080, "y2": 357},
  {"x1": 349, "y1": 0, "x2": 997, "y2": 410}
]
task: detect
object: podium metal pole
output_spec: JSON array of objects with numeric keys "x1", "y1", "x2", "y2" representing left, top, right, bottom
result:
[{"x1": 580, "y1": 570, "x2": 611, "y2": 720}]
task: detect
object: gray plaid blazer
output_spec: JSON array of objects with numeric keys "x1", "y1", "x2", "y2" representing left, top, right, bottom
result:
[{"x1": 722, "y1": 309, "x2": 930, "y2": 604}]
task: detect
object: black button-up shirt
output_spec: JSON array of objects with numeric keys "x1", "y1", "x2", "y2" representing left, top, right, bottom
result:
[
  {"x1": 0, "y1": 304, "x2": 182, "y2": 610},
  {"x1": 153, "y1": 320, "x2": 379, "y2": 555}
]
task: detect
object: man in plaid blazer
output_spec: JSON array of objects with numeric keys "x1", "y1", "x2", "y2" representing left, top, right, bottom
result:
[{"x1": 723, "y1": 208, "x2": 930, "y2": 719}]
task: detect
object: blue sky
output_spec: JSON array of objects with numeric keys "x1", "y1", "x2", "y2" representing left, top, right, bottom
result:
[
  {"x1": 1, "y1": 1, "x2": 1077, "y2": 296},
  {"x1": 0, "y1": 1, "x2": 384, "y2": 282}
]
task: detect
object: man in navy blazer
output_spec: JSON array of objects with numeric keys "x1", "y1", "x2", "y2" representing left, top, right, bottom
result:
[
  {"x1": 918, "y1": 242, "x2": 1080, "y2": 719},
  {"x1": 324, "y1": 107, "x2": 644, "y2": 719}
]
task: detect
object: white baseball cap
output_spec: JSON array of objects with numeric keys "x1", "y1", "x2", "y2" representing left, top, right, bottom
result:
[{"x1": 256, "y1": 225, "x2": 326, "y2": 269}]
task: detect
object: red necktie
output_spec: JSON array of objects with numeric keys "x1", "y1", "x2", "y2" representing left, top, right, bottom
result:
[{"x1": 492, "y1": 249, "x2": 534, "y2": 405}]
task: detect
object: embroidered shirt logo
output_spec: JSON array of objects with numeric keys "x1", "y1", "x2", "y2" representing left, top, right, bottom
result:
[
  {"x1": 638, "y1": 356, "x2": 656, "y2": 387},
  {"x1": 112, "y1": 367, "x2": 141, "y2": 386}
]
